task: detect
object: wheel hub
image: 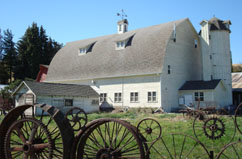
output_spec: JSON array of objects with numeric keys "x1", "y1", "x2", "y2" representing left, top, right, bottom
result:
[
  {"x1": 203, "y1": 117, "x2": 225, "y2": 140},
  {"x1": 96, "y1": 148, "x2": 121, "y2": 159},
  {"x1": 23, "y1": 143, "x2": 31, "y2": 153},
  {"x1": 145, "y1": 127, "x2": 152, "y2": 134},
  {"x1": 210, "y1": 124, "x2": 218, "y2": 132}
]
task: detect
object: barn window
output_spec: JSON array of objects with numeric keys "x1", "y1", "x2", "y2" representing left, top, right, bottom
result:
[
  {"x1": 116, "y1": 41, "x2": 126, "y2": 49},
  {"x1": 65, "y1": 99, "x2": 73, "y2": 106},
  {"x1": 168, "y1": 65, "x2": 171, "y2": 74},
  {"x1": 130, "y1": 92, "x2": 139, "y2": 102},
  {"x1": 79, "y1": 48, "x2": 87, "y2": 54},
  {"x1": 100, "y1": 93, "x2": 107, "y2": 103},
  {"x1": 194, "y1": 92, "x2": 204, "y2": 101},
  {"x1": 194, "y1": 39, "x2": 198, "y2": 48},
  {"x1": 114, "y1": 93, "x2": 122, "y2": 103},
  {"x1": 78, "y1": 42, "x2": 96, "y2": 55},
  {"x1": 148, "y1": 91, "x2": 157, "y2": 102},
  {"x1": 92, "y1": 99, "x2": 99, "y2": 105}
]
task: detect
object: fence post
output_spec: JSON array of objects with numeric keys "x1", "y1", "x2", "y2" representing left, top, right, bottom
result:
[{"x1": 209, "y1": 151, "x2": 214, "y2": 159}]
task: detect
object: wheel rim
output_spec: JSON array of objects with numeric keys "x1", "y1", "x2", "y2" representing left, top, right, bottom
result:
[
  {"x1": 77, "y1": 119, "x2": 145, "y2": 159},
  {"x1": 137, "y1": 118, "x2": 162, "y2": 143},
  {"x1": 4, "y1": 118, "x2": 53, "y2": 159},
  {"x1": 65, "y1": 107, "x2": 87, "y2": 131}
]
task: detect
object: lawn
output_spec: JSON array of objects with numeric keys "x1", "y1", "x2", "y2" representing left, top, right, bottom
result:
[{"x1": 0, "y1": 109, "x2": 241, "y2": 159}]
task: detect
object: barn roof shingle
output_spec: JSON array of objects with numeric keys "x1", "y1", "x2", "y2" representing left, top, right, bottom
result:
[
  {"x1": 179, "y1": 80, "x2": 221, "y2": 90},
  {"x1": 21, "y1": 81, "x2": 99, "y2": 97},
  {"x1": 46, "y1": 18, "x2": 188, "y2": 82}
]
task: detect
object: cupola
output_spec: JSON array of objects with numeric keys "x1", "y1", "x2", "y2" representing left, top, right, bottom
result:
[
  {"x1": 117, "y1": 10, "x2": 128, "y2": 34},
  {"x1": 117, "y1": 19, "x2": 128, "y2": 34}
]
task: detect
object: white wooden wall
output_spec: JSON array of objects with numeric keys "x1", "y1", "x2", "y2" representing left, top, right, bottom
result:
[
  {"x1": 161, "y1": 19, "x2": 202, "y2": 112},
  {"x1": 62, "y1": 75, "x2": 161, "y2": 108},
  {"x1": 36, "y1": 96, "x2": 99, "y2": 115}
]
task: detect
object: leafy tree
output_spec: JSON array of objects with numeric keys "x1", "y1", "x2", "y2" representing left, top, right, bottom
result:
[
  {"x1": 2, "y1": 29, "x2": 17, "y2": 83},
  {"x1": 16, "y1": 23, "x2": 62, "y2": 79}
]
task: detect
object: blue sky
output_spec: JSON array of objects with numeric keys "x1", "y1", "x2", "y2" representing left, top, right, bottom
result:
[{"x1": 1, "y1": 0, "x2": 241, "y2": 63}]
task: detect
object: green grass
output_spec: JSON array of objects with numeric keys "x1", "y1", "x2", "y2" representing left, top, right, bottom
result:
[{"x1": 1, "y1": 111, "x2": 242, "y2": 158}]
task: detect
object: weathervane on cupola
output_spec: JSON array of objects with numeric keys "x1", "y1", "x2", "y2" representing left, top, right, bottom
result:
[{"x1": 117, "y1": 9, "x2": 128, "y2": 34}]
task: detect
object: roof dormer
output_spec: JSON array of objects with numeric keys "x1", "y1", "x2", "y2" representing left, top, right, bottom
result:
[{"x1": 117, "y1": 19, "x2": 128, "y2": 34}]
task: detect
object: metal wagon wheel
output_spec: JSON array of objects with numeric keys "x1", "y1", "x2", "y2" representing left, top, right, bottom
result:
[
  {"x1": 193, "y1": 115, "x2": 237, "y2": 157},
  {"x1": 65, "y1": 107, "x2": 87, "y2": 131},
  {"x1": 4, "y1": 118, "x2": 53, "y2": 159},
  {"x1": 216, "y1": 140, "x2": 242, "y2": 159},
  {"x1": 0, "y1": 104, "x2": 74, "y2": 159},
  {"x1": 137, "y1": 118, "x2": 162, "y2": 143},
  {"x1": 75, "y1": 118, "x2": 146, "y2": 159},
  {"x1": 148, "y1": 133, "x2": 210, "y2": 159},
  {"x1": 235, "y1": 102, "x2": 242, "y2": 134}
]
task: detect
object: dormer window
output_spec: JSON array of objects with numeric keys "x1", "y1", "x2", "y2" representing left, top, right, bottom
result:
[
  {"x1": 115, "y1": 34, "x2": 135, "y2": 50},
  {"x1": 78, "y1": 42, "x2": 96, "y2": 55},
  {"x1": 116, "y1": 40, "x2": 126, "y2": 49},
  {"x1": 79, "y1": 48, "x2": 87, "y2": 54}
]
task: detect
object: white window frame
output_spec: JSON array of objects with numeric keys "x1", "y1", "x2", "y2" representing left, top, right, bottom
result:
[
  {"x1": 148, "y1": 91, "x2": 157, "y2": 103},
  {"x1": 79, "y1": 47, "x2": 87, "y2": 55},
  {"x1": 114, "y1": 93, "x2": 122, "y2": 103},
  {"x1": 100, "y1": 93, "x2": 107, "y2": 103},
  {"x1": 116, "y1": 40, "x2": 126, "y2": 50},
  {"x1": 194, "y1": 92, "x2": 204, "y2": 101},
  {"x1": 130, "y1": 92, "x2": 139, "y2": 103}
]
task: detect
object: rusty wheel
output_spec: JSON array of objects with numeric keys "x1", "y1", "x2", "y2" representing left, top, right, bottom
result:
[
  {"x1": 65, "y1": 107, "x2": 87, "y2": 131},
  {"x1": 0, "y1": 104, "x2": 74, "y2": 159},
  {"x1": 203, "y1": 117, "x2": 225, "y2": 140},
  {"x1": 137, "y1": 118, "x2": 161, "y2": 143},
  {"x1": 216, "y1": 141, "x2": 242, "y2": 159},
  {"x1": 76, "y1": 118, "x2": 145, "y2": 159},
  {"x1": 193, "y1": 115, "x2": 236, "y2": 156},
  {"x1": 4, "y1": 118, "x2": 53, "y2": 159},
  {"x1": 149, "y1": 133, "x2": 210, "y2": 159},
  {"x1": 235, "y1": 103, "x2": 242, "y2": 134}
]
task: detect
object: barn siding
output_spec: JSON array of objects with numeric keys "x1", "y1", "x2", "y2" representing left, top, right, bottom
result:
[{"x1": 161, "y1": 20, "x2": 202, "y2": 112}]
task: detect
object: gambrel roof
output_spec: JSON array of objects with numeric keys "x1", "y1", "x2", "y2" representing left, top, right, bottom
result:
[{"x1": 46, "y1": 18, "x2": 188, "y2": 82}]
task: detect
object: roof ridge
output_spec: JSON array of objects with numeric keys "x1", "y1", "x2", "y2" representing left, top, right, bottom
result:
[{"x1": 67, "y1": 18, "x2": 188, "y2": 44}]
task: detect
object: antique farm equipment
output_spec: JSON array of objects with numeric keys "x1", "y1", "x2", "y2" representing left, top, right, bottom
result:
[
  {"x1": 0, "y1": 103, "x2": 241, "y2": 159},
  {"x1": 73, "y1": 118, "x2": 146, "y2": 159},
  {"x1": 64, "y1": 107, "x2": 87, "y2": 132},
  {"x1": 0, "y1": 104, "x2": 74, "y2": 159}
]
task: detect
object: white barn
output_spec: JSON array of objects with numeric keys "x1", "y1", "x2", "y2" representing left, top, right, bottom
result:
[
  {"x1": 12, "y1": 81, "x2": 99, "y2": 115},
  {"x1": 45, "y1": 17, "x2": 232, "y2": 112}
]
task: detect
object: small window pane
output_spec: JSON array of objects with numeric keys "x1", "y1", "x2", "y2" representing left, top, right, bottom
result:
[
  {"x1": 148, "y1": 91, "x2": 157, "y2": 102},
  {"x1": 65, "y1": 99, "x2": 73, "y2": 107},
  {"x1": 148, "y1": 92, "x2": 151, "y2": 96}
]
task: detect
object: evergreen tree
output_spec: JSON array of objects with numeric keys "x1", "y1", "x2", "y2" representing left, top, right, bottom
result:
[
  {"x1": 0, "y1": 29, "x2": 3, "y2": 60},
  {"x1": 16, "y1": 22, "x2": 62, "y2": 79},
  {"x1": 2, "y1": 29, "x2": 17, "y2": 83},
  {"x1": 0, "y1": 29, "x2": 9, "y2": 84}
]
